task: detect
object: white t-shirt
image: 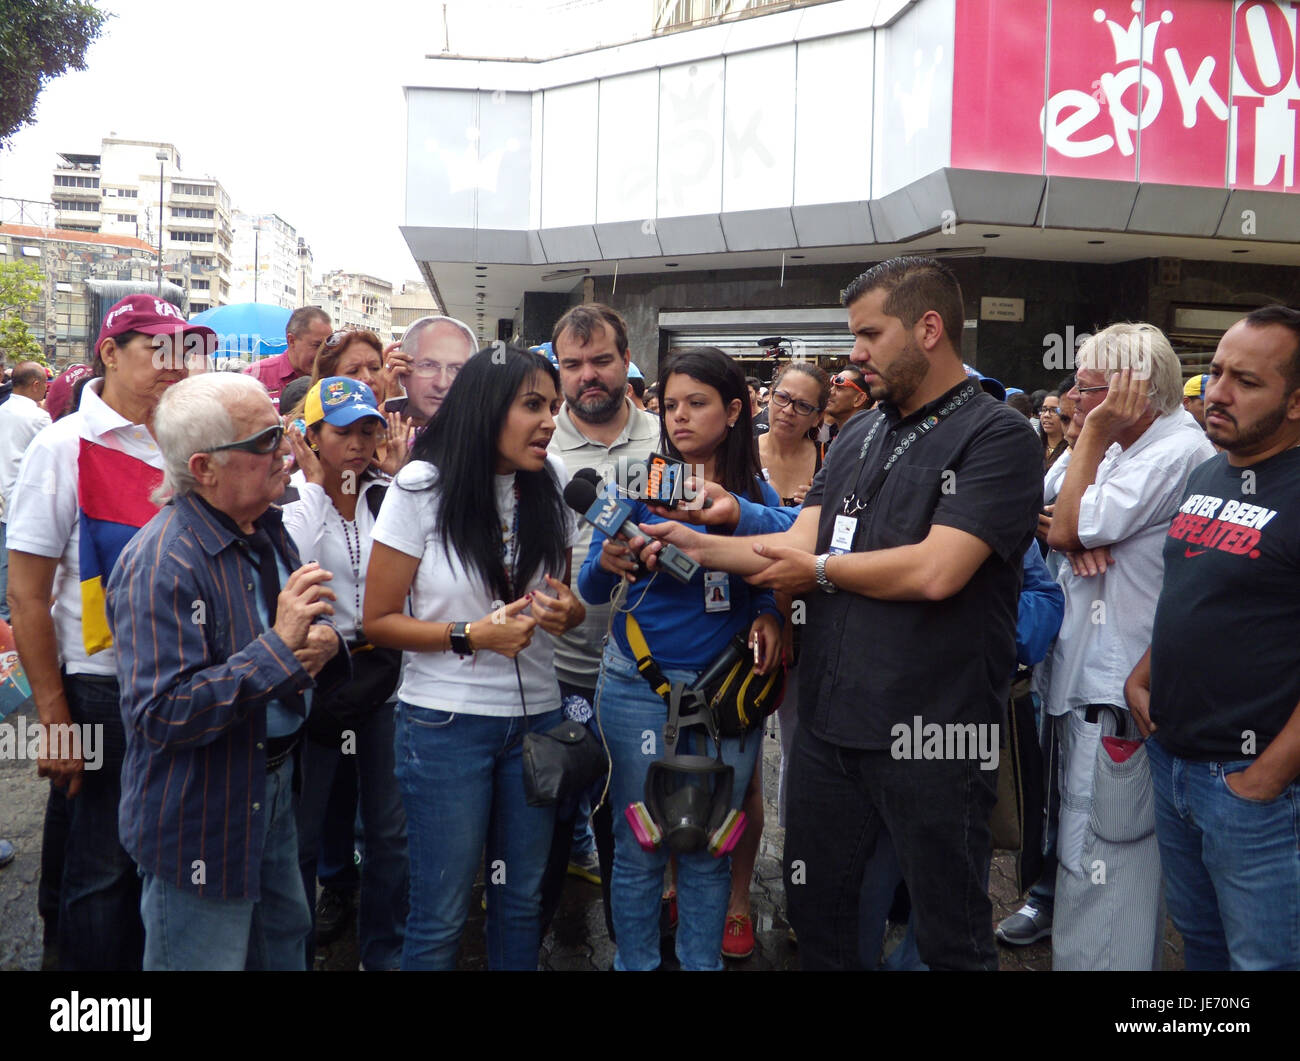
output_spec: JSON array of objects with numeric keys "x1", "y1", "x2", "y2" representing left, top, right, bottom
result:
[
  {"x1": 281, "y1": 472, "x2": 390, "y2": 642},
  {"x1": 6, "y1": 379, "x2": 164, "y2": 677},
  {"x1": 369, "y1": 454, "x2": 578, "y2": 717},
  {"x1": 0, "y1": 393, "x2": 52, "y2": 520}
]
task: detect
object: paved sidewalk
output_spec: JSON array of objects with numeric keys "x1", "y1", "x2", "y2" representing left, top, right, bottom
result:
[{"x1": 1, "y1": 706, "x2": 1181, "y2": 971}]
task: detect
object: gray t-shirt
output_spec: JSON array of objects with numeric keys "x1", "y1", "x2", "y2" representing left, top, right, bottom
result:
[{"x1": 548, "y1": 400, "x2": 660, "y2": 688}]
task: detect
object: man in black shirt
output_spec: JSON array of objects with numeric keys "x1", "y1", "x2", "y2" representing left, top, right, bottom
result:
[
  {"x1": 1126, "y1": 305, "x2": 1300, "y2": 971},
  {"x1": 641, "y1": 257, "x2": 1042, "y2": 969}
]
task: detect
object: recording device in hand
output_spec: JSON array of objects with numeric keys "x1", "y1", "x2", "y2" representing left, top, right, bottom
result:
[{"x1": 563, "y1": 472, "x2": 701, "y2": 583}]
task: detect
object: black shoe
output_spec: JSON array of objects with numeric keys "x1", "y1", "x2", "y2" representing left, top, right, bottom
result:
[{"x1": 315, "y1": 886, "x2": 357, "y2": 944}]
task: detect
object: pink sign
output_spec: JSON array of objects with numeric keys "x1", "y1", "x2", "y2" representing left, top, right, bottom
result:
[{"x1": 952, "y1": 0, "x2": 1300, "y2": 193}]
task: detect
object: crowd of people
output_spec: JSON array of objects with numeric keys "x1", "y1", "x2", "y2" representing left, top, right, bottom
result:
[{"x1": 2, "y1": 255, "x2": 1298, "y2": 972}]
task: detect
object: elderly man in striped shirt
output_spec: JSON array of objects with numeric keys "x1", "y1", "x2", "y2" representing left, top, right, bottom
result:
[{"x1": 106, "y1": 373, "x2": 347, "y2": 970}]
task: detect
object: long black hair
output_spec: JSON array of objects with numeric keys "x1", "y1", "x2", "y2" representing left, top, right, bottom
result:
[
  {"x1": 658, "y1": 347, "x2": 764, "y2": 502},
  {"x1": 406, "y1": 345, "x2": 568, "y2": 601}
]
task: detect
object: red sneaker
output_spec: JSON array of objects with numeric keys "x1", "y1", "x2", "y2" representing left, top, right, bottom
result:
[{"x1": 722, "y1": 913, "x2": 754, "y2": 960}]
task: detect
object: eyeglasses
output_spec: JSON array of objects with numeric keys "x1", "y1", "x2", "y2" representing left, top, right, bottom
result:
[
  {"x1": 208, "y1": 424, "x2": 285, "y2": 455},
  {"x1": 1038, "y1": 406, "x2": 1060, "y2": 417},
  {"x1": 831, "y1": 372, "x2": 869, "y2": 397},
  {"x1": 409, "y1": 360, "x2": 462, "y2": 380},
  {"x1": 1072, "y1": 378, "x2": 1110, "y2": 394},
  {"x1": 769, "y1": 389, "x2": 819, "y2": 417}
]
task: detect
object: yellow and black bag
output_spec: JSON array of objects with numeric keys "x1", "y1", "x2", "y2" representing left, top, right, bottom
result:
[{"x1": 624, "y1": 614, "x2": 785, "y2": 743}]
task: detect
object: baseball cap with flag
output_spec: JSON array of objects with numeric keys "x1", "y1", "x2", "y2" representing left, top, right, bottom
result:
[
  {"x1": 303, "y1": 376, "x2": 386, "y2": 428},
  {"x1": 93, "y1": 294, "x2": 215, "y2": 357},
  {"x1": 1183, "y1": 374, "x2": 1208, "y2": 400}
]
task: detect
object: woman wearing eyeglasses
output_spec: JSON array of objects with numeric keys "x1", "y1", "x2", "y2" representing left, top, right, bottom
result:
[
  {"x1": 362, "y1": 346, "x2": 585, "y2": 971},
  {"x1": 580, "y1": 346, "x2": 783, "y2": 971},
  {"x1": 281, "y1": 376, "x2": 409, "y2": 971},
  {"x1": 758, "y1": 362, "x2": 830, "y2": 507},
  {"x1": 1039, "y1": 392, "x2": 1068, "y2": 472}
]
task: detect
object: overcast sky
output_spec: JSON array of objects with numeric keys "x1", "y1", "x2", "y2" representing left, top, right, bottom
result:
[{"x1": 0, "y1": 0, "x2": 600, "y2": 288}]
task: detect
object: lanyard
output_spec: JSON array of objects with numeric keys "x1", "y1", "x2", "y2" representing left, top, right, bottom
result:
[{"x1": 840, "y1": 381, "x2": 977, "y2": 517}]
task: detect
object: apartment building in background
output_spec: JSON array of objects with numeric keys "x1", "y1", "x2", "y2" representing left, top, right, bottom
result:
[
  {"x1": 51, "y1": 137, "x2": 233, "y2": 313},
  {"x1": 231, "y1": 211, "x2": 310, "y2": 309},
  {"x1": 389, "y1": 279, "x2": 443, "y2": 344},
  {"x1": 0, "y1": 224, "x2": 159, "y2": 366},
  {"x1": 310, "y1": 270, "x2": 393, "y2": 336}
]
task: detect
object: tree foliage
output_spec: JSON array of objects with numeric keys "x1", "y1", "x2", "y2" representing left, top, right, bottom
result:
[
  {"x1": 0, "y1": 261, "x2": 45, "y2": 364},
  {"x1": 0, "y1": 0, "x2": 109, "y2": 145}
]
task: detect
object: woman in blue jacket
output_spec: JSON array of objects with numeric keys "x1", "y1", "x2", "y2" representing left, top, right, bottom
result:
[{"x1": 579, "y1": 346, "x2": 783, "y2": 971}]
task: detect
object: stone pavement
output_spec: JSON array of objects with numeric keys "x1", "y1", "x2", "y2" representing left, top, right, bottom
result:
[{"x1": 1, "y1": 705, "x2": 1181, "y2": 971}]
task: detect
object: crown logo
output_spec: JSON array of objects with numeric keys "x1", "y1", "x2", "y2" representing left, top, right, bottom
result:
[{"x1": 1094, "y1": 3, "x2": 1173, "y2": 66}]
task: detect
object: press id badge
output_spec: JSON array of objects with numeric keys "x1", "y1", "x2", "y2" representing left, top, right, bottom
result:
[
  {"x1": 830, "y1": 514, "x2": 858, "y2": 555},
  {"x1": 704, "y1": 570, "x2": 731, "y2": 613}
]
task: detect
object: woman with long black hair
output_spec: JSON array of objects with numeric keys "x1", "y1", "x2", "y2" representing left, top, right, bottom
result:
[
  {"x1": 579, "y1": 346, "x2": 783, "y2": 971},
  {"x1": 363, "y1": 345, "x2": 585, "y2": 971}
]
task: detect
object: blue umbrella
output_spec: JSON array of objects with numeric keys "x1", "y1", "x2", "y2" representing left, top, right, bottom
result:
[{"x1": 190, "y1": 303, "x2": 291, "y2": 360}]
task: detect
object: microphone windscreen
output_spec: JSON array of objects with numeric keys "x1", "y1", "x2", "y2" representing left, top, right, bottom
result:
[
  {"x1": 563, "y1": 475, "x2": 599, "y2": 514},
  {"x1": 574, "y1": 467, "x2": 603, "y2": 486}
]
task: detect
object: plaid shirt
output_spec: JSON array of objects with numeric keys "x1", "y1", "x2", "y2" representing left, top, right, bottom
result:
[{"x1": 107, "y1": 492, "x2": 348, "y2": 900}]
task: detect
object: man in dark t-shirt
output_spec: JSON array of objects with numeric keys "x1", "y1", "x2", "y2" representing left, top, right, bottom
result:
[
  {"x1": 641, "y1": 258, "x2": 1042, "y2": 969},
  {"x1": 1127, "y1": 306, "x2": 1300, "y2": 971}
]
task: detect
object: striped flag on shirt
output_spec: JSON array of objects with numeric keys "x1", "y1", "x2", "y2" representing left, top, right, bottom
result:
[{"x1": 77, "y1": 438, "x2": 163, "y2": 654}]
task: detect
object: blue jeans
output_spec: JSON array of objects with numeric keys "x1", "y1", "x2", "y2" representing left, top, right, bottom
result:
[
  {"x1": 58, "y1": 674, "x2": 143, "y2": 970},
  {"x1": 139, "y1": 757, "x2": 310, "y2": 970},
  {"x1": 394, "y1": 701, "x2": 560, "y2": 971},
  {"x1": 297, "y1": 707, "x2": 408, "y2": 970},
  {"x1": 600, "y1": 646, "x2": 761, "y2": 972},
  {"x1": 1147, "y1": 737, "x2": 1300, "y2": 971}
]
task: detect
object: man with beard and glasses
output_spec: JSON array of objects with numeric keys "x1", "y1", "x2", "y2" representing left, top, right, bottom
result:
[
  {"x1": 541, "y1": 303, "x2": 659, "y2": 940},
  {"x1": 1127, "y1": 305, "x2": 1300, "y2": 971}
]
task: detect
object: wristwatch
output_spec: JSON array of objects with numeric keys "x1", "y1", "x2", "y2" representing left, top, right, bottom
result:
[
  {"x1": 815, "y1": 554, "x2": 838, "y2": 594},
  {"x1": 449, "y1": 621, "x2": 476, "y2": 657}
]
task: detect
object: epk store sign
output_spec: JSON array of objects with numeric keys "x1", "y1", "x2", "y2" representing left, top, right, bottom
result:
[{"x1": 953, "y1": 0, "x2": 1300, "y2": 192}]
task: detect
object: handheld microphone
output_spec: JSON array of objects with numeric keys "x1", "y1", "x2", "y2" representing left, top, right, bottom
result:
[{"x1": 563, "y1": 473, "x2": 700, "y2": 584}]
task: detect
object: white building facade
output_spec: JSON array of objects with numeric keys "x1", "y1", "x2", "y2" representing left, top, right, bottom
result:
[
  {"x1": 52, "y1": 138, "x2": 234, "y2": 313},
  {"x1": 310, "y1": 270, "x2": 393, "y2": 336},
  {"x1": 231, "y1": 212, "x2": 303, "y2": 309}
]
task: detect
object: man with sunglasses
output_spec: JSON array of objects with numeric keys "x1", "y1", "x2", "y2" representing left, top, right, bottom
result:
[
  {"x1": 106, "y1": 373, "x2": 348, "y2": 970},
  {"x1": 7, "y1": 294, "x2": 214, "y2": 970},
  {"x1": 823, "y1": 366, "x2": 872, "y2": 444},
  {"x1": 244, "y1": 307, "x2": 332, "y2": 407}
]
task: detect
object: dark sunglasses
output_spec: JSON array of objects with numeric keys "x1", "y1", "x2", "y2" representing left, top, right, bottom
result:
[
  {"x1": 208, "y1": 424, "x2": 285, "y2": 455},
  {"x1": 831, "y1": 372, "x2": 869, "y2": 397}
]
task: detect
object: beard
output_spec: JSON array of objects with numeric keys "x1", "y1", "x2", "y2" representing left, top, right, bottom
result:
[
  {"x1": 868, "y1": 336, "x2": 930, "y2": 407},
  {"x1": 1206, "y1": 398, "x2": 1288, "y2": 453},
  {"x1": 565, "y1": 383, "x2": 624, "y2": 424}
]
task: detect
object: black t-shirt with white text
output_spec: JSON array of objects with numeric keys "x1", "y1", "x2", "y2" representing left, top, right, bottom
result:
[{"x1": 1150, "y1": 448, "x2": 1300, "y2": 760}]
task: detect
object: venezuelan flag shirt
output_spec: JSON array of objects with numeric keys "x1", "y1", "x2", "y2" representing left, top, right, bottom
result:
[{"x1": 7, "y1": 378, "x2": 164, "y2": 677}]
